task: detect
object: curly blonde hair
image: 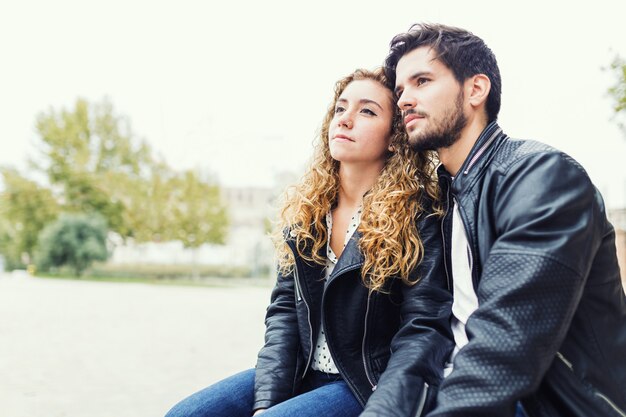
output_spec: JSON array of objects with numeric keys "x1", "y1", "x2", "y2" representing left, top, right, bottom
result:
[{"x1": 273, "y1": 68, "x2": 440, "y2": 292}]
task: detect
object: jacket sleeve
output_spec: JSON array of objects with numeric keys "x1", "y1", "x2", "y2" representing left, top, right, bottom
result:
[
  {"x1": 428, "y1": 152, "x2": 604, "y2": 417},
  {"x1": 253, "y1": 268, "x2": 300, "y2": 411},
  {"x1": 361, "y1": 201, "x2": 455, "y2": 417}
]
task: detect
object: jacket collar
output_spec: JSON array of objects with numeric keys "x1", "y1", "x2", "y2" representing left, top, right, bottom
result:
[
  {"x1": 437, "y1": 121, "x2": 504, "y2": 192},
  {"x1": 287, "y1": 227, "x2": 364, "y2": 280},
  {"x1": 329, "y1": 230, "x2": 364, "y2": 282}
]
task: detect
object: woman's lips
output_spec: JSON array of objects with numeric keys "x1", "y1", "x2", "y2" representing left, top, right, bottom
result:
[{"x1": 333, "y1": 134, "x2": 354, "y2": 142}]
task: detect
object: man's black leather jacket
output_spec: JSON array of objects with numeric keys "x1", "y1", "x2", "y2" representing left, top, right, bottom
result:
[
  {"x1": 428, "y1": 122, "x2": 626, "y2": 417},
  {"x1": 254, "y1": 199, "x2": 454, "y2": 416}
]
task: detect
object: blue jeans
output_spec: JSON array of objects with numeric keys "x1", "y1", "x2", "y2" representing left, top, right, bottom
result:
[{"x1": 165, "y1": 369, "x2": 362, "y2": 417}]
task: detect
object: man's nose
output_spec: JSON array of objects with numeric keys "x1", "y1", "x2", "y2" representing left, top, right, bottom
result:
[{"x1": 397, "y1": 91, "x2": 417, "y2": 110}]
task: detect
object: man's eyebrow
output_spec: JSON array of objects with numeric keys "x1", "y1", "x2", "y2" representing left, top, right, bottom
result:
[
  {"x1": 394, "y1": 71, "x2": 432, "y2": 96},
  {"x1": 336, "y1": 97, "x2": 383, "y2": 110}
]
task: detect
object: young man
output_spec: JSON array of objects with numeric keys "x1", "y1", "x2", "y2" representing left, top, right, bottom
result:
[{"x1": 365, "y1": 23, "x2": 626, "y2": 417}]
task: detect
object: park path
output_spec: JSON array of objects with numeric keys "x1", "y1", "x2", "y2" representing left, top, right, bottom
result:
[{"x1": 0, "y1": 273, "x2": 271, "y2": 417}]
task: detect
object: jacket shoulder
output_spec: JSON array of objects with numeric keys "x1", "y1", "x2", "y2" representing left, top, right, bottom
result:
[{"x1": 490, "y1": 137, "x2": 589, "y2": 179}]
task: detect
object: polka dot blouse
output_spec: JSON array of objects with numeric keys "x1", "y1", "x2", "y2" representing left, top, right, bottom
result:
[{"x1": 310, "y1": 205, "x2": 363, "y2": 374}]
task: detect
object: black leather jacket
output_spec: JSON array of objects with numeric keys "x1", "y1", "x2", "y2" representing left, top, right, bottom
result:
[
  {"x1": 428, "y1": 122, "x2": 626, "y2": 417},
  {"x1": 254, "y1": 200, "x2": 454, "y2": 416}
]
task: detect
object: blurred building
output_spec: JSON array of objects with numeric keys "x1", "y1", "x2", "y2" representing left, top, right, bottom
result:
[
  {"x1": 220, "y1": 186, "x2": 278, "y2": 274},
  {"x1": 111, "y1": 186, "x2": 279, "y2": 276}
]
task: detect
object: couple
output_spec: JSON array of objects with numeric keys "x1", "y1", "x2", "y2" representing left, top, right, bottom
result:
[{"x1": 166, "y1": 24, "x2": 626, "y2": 417}]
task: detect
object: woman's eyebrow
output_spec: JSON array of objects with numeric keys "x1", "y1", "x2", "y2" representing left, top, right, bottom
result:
[{"x1": 336, "y1": 97, "x2": 383, "y2": 110}]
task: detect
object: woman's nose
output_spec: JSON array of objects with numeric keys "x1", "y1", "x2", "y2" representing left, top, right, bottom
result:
[{"x1": 338, "y1": 113, "x2": 353, "y2": 128}]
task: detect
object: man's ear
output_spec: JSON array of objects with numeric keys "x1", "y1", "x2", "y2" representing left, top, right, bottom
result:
[{"x1": 466, "y1": 74, "x2": 491, "y2": 109}]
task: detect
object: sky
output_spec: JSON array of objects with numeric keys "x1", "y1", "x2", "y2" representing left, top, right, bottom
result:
[{"x1": 1, "y1": 0, "x2": 626, "y2": 208}]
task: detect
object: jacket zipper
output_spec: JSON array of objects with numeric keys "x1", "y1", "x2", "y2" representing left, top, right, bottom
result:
[
  {"x1": 323, "y1": 263, "x2": 369, "y2": 405},
  {"x1": 555, "y1": 351, "x2": 573, "y2": 371},
  {"x1": 413, "y1": 382, "x2": 429, "y2": 417},
  {"x1": 287, "y1": 239, "x2": 370, "y2": 404},
  {"x1": 556, "y1": 352, "x2": 626, "y2": 417},
  {"x1": 362, "y1": 290, "x2": 376, "y2": 391},
  {"x1": 595, "y1": 393, "x2": 626, "y2": 417},
  {"x1": 287, "y1": 242, "x2": 314, "y2": 379},
  {"x1": 293, "y1": 266, "x2": 302, "y2": 302},
  {"x1": 441, "y1": 184, "x2": 452, "y2": 291}
]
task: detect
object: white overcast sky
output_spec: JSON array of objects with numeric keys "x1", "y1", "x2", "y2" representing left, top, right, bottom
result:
[{"x1": 1, "y1": 0, "x2": 626, "y2": 208}]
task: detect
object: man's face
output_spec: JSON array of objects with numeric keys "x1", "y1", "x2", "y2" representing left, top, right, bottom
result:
[{"x1": 394, "y1": 46, "x2": 467, "y2": 151}]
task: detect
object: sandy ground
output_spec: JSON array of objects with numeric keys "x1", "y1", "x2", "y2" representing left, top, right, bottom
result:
[{"x1": 0, "y1": 272, "x2": 272, "y2": 417}]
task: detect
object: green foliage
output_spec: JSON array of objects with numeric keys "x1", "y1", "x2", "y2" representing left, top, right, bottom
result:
[
  {"x1": 0, "y1": 216, "x2": 22, "y2": 270},
  {"x1": 608, "y1": 55, "x2": 626, "y2": 135},
  {"x1": 34, "y1": 98, "x2": 151, "y2": 237},
  {"x1": 0, "y1": 169, "x2": 59, "y2": 267},
  {"x1": 35, "y1": 213, "x2": 109, "y2": 276},
  {"x1": 169, "y1": 170, "x2": 229, "y2": 248},
  {"x1": 0, "y1": 97, "x2": 229, "y2": 271}
]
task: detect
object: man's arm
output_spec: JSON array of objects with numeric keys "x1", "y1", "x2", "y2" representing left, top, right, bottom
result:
[
  {"x1": 428, "y1": 152, "x2": 602, "y2": 417},
  {"x1": 361, "y1": 201, "x2": 454, "y2": 417}
]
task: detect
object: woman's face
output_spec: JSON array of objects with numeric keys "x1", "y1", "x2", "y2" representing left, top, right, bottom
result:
[{"x1": 328, "y1": 79, "x2": 394, "y2": 166}]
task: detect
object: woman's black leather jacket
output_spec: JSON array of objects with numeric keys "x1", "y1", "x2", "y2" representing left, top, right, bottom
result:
[{"x1": 254, "y1": 200, "x2": 454, "y2": 416}]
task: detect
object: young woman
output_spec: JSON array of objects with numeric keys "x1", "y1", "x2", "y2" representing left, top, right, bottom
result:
[{"x1": 165, "y1": 69, "x2": 453, "y2": 417}]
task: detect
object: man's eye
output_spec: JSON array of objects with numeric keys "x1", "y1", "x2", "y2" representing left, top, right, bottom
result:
[{"x1": 417, "y1": 78, "x2": 429, "y2": 86}]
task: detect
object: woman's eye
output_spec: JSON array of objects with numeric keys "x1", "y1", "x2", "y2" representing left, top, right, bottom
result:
[
  {"x1": 334, "y1": 106, "x2": 345, "y2": 114},
  {"x1": 361, "y1": 108, "x2": 376, "y2": 116}
]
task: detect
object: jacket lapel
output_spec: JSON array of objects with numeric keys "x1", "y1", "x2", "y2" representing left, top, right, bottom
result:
[{"x1": 328, "y1": 231, "x2": 364, "y2": 284}]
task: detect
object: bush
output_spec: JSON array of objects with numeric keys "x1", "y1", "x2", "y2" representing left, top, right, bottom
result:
[{"x1": 36, "y1": 213, "x2": 109, "y2": 276}]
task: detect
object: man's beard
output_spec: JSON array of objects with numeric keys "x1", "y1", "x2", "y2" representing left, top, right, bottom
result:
[{"x1": 405, "y1": 91, "x2": 467, "y2": 152}]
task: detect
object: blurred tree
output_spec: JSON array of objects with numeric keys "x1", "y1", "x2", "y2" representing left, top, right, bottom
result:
[
  {"x1": 0, "y1": 169, "x2": 59, "y2": 268},
  {"x1": 33, "y1": 97, "x2": 229, "y2": 245},
  {"x1": 0, "y1": 217, "x2": 14, "y2": 270},
  {"x1": 125, "y1": 161, "x2": 177, "y2": 243},
  {"x1": 35, "y1": 213, "x2": 109, "y2": 276},
  {"x1": 0, "y1": 97, "x2": 230, "y2": 273},
  {"x1": 168, "y1": 170, "x2": 228, "y2": 278},
  {"x1": 608, "y1": 55, "x2": 626, "y2": 135},
  {"x1": 34, "y1": 98, "x2": 152, "y2": 238},
  {"x1": 170, "y1": 170, "x2": 228, "y2": 248}
]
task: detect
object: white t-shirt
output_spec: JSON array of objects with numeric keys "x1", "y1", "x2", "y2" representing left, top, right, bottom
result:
[
  {"x1": 443, "y1": 203, "x2": 479, "y2": 377},
  {"x1": 310, "y1": 206, "x2": 362, "y2": 374}
]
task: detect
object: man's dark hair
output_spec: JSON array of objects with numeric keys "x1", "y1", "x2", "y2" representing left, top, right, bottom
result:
[{"x1": 384, "y1": 23, "x2": 502, "y2": 122}]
